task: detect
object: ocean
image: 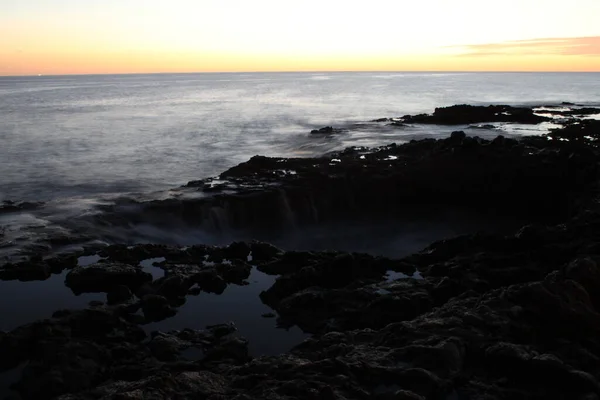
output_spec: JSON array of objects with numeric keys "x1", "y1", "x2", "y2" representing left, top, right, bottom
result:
[
  {"x1": 1, "y1": 72, "x2": 600, "y2": 391},
  {"x1": 2, "y1": 72, "x2": 599, "y2": 203},
  {"x1": 2, "y1": 71, "x2": 600, "y2": 270}
]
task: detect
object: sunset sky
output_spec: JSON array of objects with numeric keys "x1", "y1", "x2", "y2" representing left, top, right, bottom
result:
[{"x1": 1, "y1": 0, "x2": 599, "y2": 75}]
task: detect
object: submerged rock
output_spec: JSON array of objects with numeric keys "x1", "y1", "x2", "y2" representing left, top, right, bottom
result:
[
  {"x1": 106, "y1": 284, "x2": 133, "y2": 305},
  {"x1": 65, "y1": 263, "x2": 152, "y2": 294},
  {"x1": 310, "y1": 126, "x2": 346, "y2": 135},
  {"x1": 141, "y1": 294, "x2": 177, "y2": 321},
  {"x1": 93, "y1": 134, "x2": 594, "y2": 248}
]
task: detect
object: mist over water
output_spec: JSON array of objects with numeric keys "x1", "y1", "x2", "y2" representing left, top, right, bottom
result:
[
  {"x1": 0, "y1": 71, "x2": 598, "y2": 263},
  {"x1": 2, "y1": 72, "x2": 599, "y2": 202},
  {"x1": 1, "y1": 73, "x2": 596, "y2": 393}
]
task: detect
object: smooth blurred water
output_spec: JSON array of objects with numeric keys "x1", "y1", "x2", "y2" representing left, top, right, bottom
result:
[
  {"x1": 2, "y1": 72, "x2": 599, "y2": 202},
  {"x1": 2, "y1": 72, "x2": 596, "y2": 379}
]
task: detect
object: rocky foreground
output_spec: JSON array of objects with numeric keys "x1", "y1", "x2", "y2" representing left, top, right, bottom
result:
[{"x1": 2, "y1": 105, "x2": 600, "y2": 399}]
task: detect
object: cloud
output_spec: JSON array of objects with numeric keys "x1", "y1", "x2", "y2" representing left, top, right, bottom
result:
[{"x1": 451, "y1": 36, "x2": 600, "y2": 57}]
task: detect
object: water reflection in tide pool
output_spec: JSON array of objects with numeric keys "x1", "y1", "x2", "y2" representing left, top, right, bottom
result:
[
  {"x1": 0, "y1": 256, "x2": 107, "y2": 333},
  {"x1": 0, "y1": 272, "x2": 104, "y2": 332},
  {"x1": 0, "y1": 258, "x2": 306, "y2": 356},
  {"x1": 144, "y1": 267, "x2": 309, "y2": 356},
  {"x1": 140, "y1": 257, "x2": 165, "y2": 280},
  {"x1": 0, "y1": 363, "x2": 26, "y2": 399},
  {"x1": 0, "y1": 265, "x2": 307, "y2": 398}
]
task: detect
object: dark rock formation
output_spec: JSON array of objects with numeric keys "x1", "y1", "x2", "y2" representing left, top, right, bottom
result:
[
  {"x1": 0, "y1": 308, "x2": 249, "y2": 399},
  {"x1": 401, "y1": 104, "x2": 551, "y2": 124},
  {"x1": 540, "y1": 106, "x2": 600, "y2": 117},
  {"x1": 468, "y1": 123, "x2": 498, "y2": 130},
  {"x1": 106, "y1": 284, "x2": 133, "y2": 304},
  {"x1": 0, "y1": 260, "x2": 51, "y2": 281},
  {"x1": 3, "y1": 106, "x2": 600, "y2": 399},
  {"x1": 140, "y1": 294, "x2": 177, "y2": 321},
  {"x1": 29, "y1": 234, "x2": 600, "y2": 399},
  {"x1": 310, "y1": 126, "x2": 345, "y2": 135},
  {"x1": 65, "y1": 263, "x2": 152, "y2": 294},
  {"x1": 81, "y1": 118, "x2": 600, "y2": 248},
  {"x1": 0, "y1": 200, "x2": 44, "y2": 214}
]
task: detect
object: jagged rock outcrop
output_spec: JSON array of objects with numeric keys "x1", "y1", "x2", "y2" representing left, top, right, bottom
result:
[
  {"x1": 84, "y1": 119, "x2": 600, "y2": 245},
  {"x1": 2, "y1": 106, "x2": 600, "y2": 399},
  {"x1": 401, "y1": 104, "x2": 551, "y2": 124}
]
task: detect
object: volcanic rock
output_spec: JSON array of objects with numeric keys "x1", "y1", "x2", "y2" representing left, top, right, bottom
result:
[
  {"x1": 65, "y1": 263, "x2": 152, "y2": 294},
  {"x1": 401, "y1": 104, "x2": 551, "y2": 124}
]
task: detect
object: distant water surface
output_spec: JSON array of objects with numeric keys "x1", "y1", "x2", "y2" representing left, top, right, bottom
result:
[{"x1": 1, "y1": 72, "x2": 599, "y2": 202}]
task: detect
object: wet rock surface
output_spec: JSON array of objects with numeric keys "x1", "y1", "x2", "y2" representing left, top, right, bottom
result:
[
  {"x1": 2, "y1": 105, "x2": 600, "y2": 398},
  {"x1": 6, "y1": 226, "x2": 598, "y2": 399}
]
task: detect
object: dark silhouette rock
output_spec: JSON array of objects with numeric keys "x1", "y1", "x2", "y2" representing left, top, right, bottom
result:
[
  {"x1": 0, "y1": 201, "x2": 44, "y2": 214},
  {"x1": 311, "y1": 126, "x2": 334, "y2": 134},
  {"x1": 141, "y1": 294, "x2": 176, "y2": 322},
  {"x1": 65, "y1": 263, "x2": 152, "y2": 294},
  {"x1": 0, "y1": 261, "x2": 51, "y2": 281},
  {"x1": 310, "y1": 126, "x2": 345, "y2": 135},
  {"x1": 106, "y1": 285, "x2": 133, "y2": 304},
  {"x1": 388, "y1": 121, "x2": 408, "y2": 127},
  {"x1": 402, "y1": 104, "x2": 551, "y2": 124}
]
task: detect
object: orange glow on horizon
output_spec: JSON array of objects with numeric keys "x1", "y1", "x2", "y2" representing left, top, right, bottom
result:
[
  {"x1": 1, "y1": 0, "x2": 599, "y2": 76},
  {"x1": 1, "y1": 46, "x2": 600, "y2": 76}
]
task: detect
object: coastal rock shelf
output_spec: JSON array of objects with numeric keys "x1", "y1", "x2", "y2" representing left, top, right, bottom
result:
[
  {"x1": 401, "y1": 104, "x2": 553, "y2": 125},
  {"x1": 85, "y1": 120, "x2": 599, "y2": 246},
  {"x1": 1, "y1": 104, "x2": 597, "y2": 265},
  {"x1": 2, "y1": 105, "x2": 600, "y2": 399},
  {"x1": 3, "y1": 217, "x2": 600, "y2": 398}
]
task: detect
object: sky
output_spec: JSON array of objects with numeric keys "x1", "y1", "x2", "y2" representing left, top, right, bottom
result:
[{"x1": 1, "y1": 0, "x2": 599, "y2": 75}]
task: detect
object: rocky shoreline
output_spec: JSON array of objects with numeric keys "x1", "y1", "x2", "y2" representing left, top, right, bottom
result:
[{"x1": 2, "y1": 104, "x2": 600, "y2": 399}]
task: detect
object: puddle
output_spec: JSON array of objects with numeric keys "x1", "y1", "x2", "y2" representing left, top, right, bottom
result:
[
  {"x1": 385, "y1": 271, "x2": 410, "y2": 281},
  {"x1": 385, "y1": 270, "x2": 424, "y2": 281},
  {"x1": 77, "y1": 254, "x2": 102, "y2": 266},
  {"x1": 140, "y1": 257, "x2": 166, "y2": 280},
  {"x1": 0, "y1": 271, "x2": 105, "y2": 332},
  {"x1": 0, "y1": 363, "x2": 27, "y2": 399},
  {"x1": 144, "y1": 267, "x2": 309, "y2": 356},
  {"x1": 181, "y1": 347, "x2": 204, "y2": 361}
]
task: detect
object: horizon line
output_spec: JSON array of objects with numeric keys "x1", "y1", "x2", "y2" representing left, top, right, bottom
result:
[{"x1": 1, "y1": 70, "x2": 599, "y2": 78}]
